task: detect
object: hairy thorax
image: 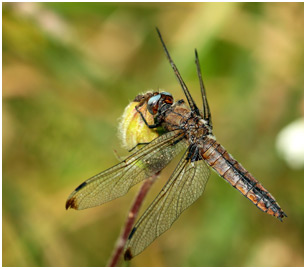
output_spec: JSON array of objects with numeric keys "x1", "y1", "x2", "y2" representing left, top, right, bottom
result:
[{"x1": 162, "y1": 101, "x2": 212, "y2": 144}]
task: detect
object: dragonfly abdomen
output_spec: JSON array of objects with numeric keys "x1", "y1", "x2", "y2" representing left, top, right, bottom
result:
[{"x1": 200, "y1": 138, "x2": 286, "y2": 221}]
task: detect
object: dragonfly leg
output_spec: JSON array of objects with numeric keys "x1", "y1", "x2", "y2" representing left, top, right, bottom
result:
[
  {"x1": 128, "y1": 142, "x2": 150, "y2": 152},
  {"x1": 135, "y1": 106, "x2": 159, "y2": 129}
]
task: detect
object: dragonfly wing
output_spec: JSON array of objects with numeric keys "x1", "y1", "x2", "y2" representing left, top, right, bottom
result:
[
  {"x1": 66, "y1": 130, "x2": 187, "y2": 210},
  {"x1": 124, "y1": 146, "x2": 211, "y2": 260}
]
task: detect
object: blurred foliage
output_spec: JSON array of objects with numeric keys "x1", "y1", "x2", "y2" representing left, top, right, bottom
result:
[{"x1": 3, "y1": 2, "x2": 303, "y2": 267}]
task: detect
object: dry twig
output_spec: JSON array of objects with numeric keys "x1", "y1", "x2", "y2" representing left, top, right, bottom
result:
[{"x1": 107, "y1": 173, "x2": 159, "y2": 266}]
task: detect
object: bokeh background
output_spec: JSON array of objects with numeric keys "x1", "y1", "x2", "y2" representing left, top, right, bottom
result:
[{"x1": 3, "y1": 2, "x2": 303, "y2": 267}]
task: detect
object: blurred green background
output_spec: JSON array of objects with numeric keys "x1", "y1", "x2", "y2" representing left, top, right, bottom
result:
[{"x1": 3, "y1": 2, "x2": 303, "y2": 267}]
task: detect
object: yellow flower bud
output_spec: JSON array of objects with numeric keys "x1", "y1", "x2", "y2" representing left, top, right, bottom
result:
[{"x1": 118, "y1": 92, "x2": 159, "y2": 151}]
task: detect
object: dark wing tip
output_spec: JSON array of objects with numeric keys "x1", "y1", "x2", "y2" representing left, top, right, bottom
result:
[
  {"x1": 65, "y1": 197, "x2": 77, "y2": 210},
  {"x1": 124, "y1": 248, "x2": 133, "y2": 261}
]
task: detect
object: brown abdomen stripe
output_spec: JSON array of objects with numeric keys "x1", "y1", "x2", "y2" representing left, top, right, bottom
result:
[{"x1": 200, "y1": 138, "x2": 286, "y2": 220}]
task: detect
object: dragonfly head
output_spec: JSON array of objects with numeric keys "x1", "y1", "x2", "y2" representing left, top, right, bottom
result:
[{"x1": 147, "y1": 91, "x2": 173, "y2": 115}]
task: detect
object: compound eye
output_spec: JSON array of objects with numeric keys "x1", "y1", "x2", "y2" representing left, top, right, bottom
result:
[
  {"x1": 160, "y1": 92, "x2": 173, "y2": 105},
  {"x1": 160, "y1": 91, "x2": 172, "y2": 96},
  {"x1": 147, "y1": 94, "x2": 161, "y2": 115}
]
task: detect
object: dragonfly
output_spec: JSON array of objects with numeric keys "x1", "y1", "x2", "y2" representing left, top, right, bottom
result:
[{"x1": 66, "y1": 28, "x2": 286, "y2": 261}]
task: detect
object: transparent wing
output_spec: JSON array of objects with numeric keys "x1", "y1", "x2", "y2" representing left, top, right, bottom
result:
[
  {"x1": 124, "y1": 147, "x2": 211, "y2": 260},
  {"x1": 66, "y1": 130, "x2": 187, "y2": 210}
]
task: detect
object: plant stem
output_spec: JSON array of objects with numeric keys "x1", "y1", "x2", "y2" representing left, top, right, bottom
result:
[{"x1": 107, "y1": 173, "x2": 159, "y2": 266}]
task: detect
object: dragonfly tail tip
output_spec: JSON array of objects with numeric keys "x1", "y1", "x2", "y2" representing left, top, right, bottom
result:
[{"x1": 277, "y1": 211, "x2": 287, "y2": 222}]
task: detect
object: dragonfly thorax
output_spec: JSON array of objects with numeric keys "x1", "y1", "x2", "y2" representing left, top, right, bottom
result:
[
  {"x1": 155, "y1": 98, "x2": 213, "y2": 142},
  {"x1": 183, "y1": 116, "x2": 213, "y2": 144}
]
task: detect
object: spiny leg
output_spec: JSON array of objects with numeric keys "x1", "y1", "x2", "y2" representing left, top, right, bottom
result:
[
  {"x1": 135, "y1": 106, "x2": 159, "y2": 129},
  {"x1": 195, "y1": 49, "x2": 212, "y2": 127},
  {"x1": 156, "y1": 27, "x2": 201, "y2": 116}
]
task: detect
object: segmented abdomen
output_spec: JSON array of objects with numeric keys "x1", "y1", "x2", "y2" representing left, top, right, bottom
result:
[{"x1": 200, "y1": 137, "x2": 286, "y2": 220}]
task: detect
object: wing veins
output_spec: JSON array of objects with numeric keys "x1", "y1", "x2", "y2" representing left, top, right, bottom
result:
[
  {"x1": 66, "y1": 130, "x2": 187, "y2": 210},
  {"x1": 131, "y1": 149, "x2": 190, "y2": 248},
  {"x1": 124, "y1": 147, "x2": 212, "y2": 258},
  {"x1": 176, "y1": 161, "x2": 197, "y2": 217},
  {"x1": 155, "y1": 158, "x2": 192, "y2": 236}
]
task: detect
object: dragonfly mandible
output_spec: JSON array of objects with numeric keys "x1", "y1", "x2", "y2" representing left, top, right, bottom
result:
[{"x1": 66, "y1": 28, "x2": 286, "y2": 261}]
